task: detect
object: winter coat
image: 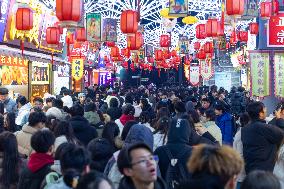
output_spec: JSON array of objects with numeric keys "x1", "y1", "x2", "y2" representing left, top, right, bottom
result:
[
  {"x1": 107, "y1": 107, "x2": 122, "y2": 121},
  {"x1": 241, "y1": 119, "x2": 284, "y2": 173},
  {"x1": 274, "y1": 145, "x2": 284, "y2": 189},
  {"x1": 216, "y1": 113, "x2": 233, "y2": 145},
  {"x1": 204, "y1": 121, "x2": 222, "y2": 145},
  {"x1": 46, "y1": 107, "x2": 67, "y2": 121},
  {"x1": 154, "y1": 118, "x2": 193, "y2": 180},
  {"x1": 84, "y1": 111, "x2": 101, "y2": 125},
  {"x1": 115, "y1": 114, "x2": 135, "y2": 135},
  {"x1": 2, "y1": 98, "x2": 17, "y2": 113},
  {"x1": 118, "y1": 176, "x2": 167, "y2": 189},
  {"x1": 230, "y1": 92, "x2": 246, "y2": 115},
  {"x1": 61, "y1": 95, "x2": 73, "y2": 108},
  {"x1": 45, "y1": 177, "x2": 71, "y2": 189},
  {"x1": 15, "y1": 103, "x2": 32, "y2": 127},
  {"x1": 269, "y1": 117, "x2": 284, "y2": 130},
  {"x1": 15, "y1": 125, "x2": 39, "y2": 157},
  {"x1": 142, "y1": 104, "x2": 155, "y2": 120},
  {"x1": 69, "y1": 116, "x2": 98, "y2": 146},
  {"x1": 233, "y1": 128, "x2": 246, "y2": 182}
]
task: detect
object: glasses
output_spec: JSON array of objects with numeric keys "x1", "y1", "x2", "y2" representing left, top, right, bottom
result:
[{"x1": 131, "y1": 155, "x2": 159, "y2": 167}]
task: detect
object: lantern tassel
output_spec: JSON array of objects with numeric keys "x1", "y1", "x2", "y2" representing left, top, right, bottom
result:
[{"x1": 20, "y1": 40, "x2": 24, "y2": 56}]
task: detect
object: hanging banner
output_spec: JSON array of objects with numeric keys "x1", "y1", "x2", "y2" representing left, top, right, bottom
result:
[
  {"x1": 179, "y1": 35, "x2": 189, "y2": 55},
  {"x1": 274, "y1": 52, "x2": 284, "y2": 98},
  {"x1": 268, "y1": 14, "x2": 284, "y2": 47},
  {"x1": 101, "y1": 18, "x2": 117, "y2": 42},
  {"x1": 242, "y1": 0, "x2": 259, "y2": 20},
  {"x1": 249, "y1": 51, "x2": 270, "y2": 97},
  {"x1": 189, "y1": 65, "x2": 200, "y2": 86},
  {"x1": 169, "y1": 0, "x2": 188, "y2": 17},
  {"x1": 0, "y1": 0, "x2": 11, "y2": 42},
  {"x1": 86, "y1": 13, "x2": 101, "y2": 42},
  {"x1": 138, "y1": 49, "x2": 145, "y2": 63},
  {"x1": 200, "y1": 57, "x2": 213, "y2": 80},
  {"x1": 145, "y1": 44, "x2": 154, "y2": 57},
  {"x1": 72, "y1": 58, "x2": 84, "y2": 81}
]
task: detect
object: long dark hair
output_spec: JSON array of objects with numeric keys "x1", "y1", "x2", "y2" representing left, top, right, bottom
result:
[
  {"x1": 101, "y1": 122, "x2": 120, "y2": 148},
  {"x1": 4, "y1": 113, "x2": 18, "y2": 132},
  {"x1": 54, "y1": 121, "x2": 78, "y2": 144},
  {"x1": 153, "y1": 116, "x2": 170, "y2": 145},
  {"x1": 0, "y1": 131, "x2": 20, "y2": 187}
]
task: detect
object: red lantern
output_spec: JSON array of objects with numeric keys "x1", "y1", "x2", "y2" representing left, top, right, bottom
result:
[
  {"x1": 196, "y1": 24, "x2": 206, "y2": 39},
  {"x1": 147, "y1": 57, "x2": 154, "y2": 63},
  {"x1": 226, "y1": 42, "x2": 231, "y2": 49},
  {"x1": 238, "y1": 31, "x2": 248, "y2": 42},
  {"x1": 111, "y1": 46, "x2": 120, "y2": 58},
  {"x1": 194, "y1": 42, "x2": 201, "y2": 51},
  {"x1": 105, "y1": 41, "x2": 115, "y2": 47},
  {"x1": 120, "y1": 10, "x2": 138, "y2": 34},
  {"x1": 197, "y1": 49, "x2": 206, "y2": 60},
  {"x1": 76, "y1": 27, "x2": 86, "y2": 42},
  {"x1": 260, "y1": 1, "x2": 279, "y2": 19},
  {"x1": 226, "y1": 0, "x2": 244, "y2": 16},
  {"x1": 155, "y1": 50, "x2": 163, "y2": 61},
  {"x1": 16, "y1": 7, "x2": 33, "y2": 30},
  {"x1": 160, "y1": 34, "x2": 170, "y2": 47},
  {"x1": 171, "y1": 50, "x2": 178, "y2": 57},
  {"x1": 121, "y1": 48, "x2": 130, "y2": 58},
  {"x1": 122, "y1": 61, "x2": 128, "y2": 69},
  {"x1": 217, "y1": 21, "x2": 224, "y2": 36},
  {"x1": 163, "y1": 50, "x2": 171, "y2": 59},
  {"x1": 54, "y1": 22, "x2": 63, "y2": 34},
  {"x1": 127, "y1": 32, "x2": 143, "y2": 51},
  {"x1": 206, "y1": 18, "x2": 218, "y2": 37},
  {"x1": 230, "y1": 30, "x2": 238, "y2": 45},
  {"x1": 46, "y1": 27, "x2": 60, "y2": 47},
  {"x1": 174, "y1": 56, "x2": 181, "y2": 63},
  {"x1": 204, "y1": 42, "x2": 214, "y2": 53},
  {"x1": 249, "y1": 23, "x2": 259, "y2": 35},
  {"x1": 56, "y1": 0, "x2": 82, "y2": 27}
]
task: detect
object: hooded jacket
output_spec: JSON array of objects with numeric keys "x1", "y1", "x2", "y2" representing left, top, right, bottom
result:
[
  {"x1": 216, "y1": 112, "x2": 233, "y2": 145},
  {"x1": 15, "y1": 103, "x2": 32, "y2": 126},
  {"x1": 69, "y1": 116, "x2": 98, "y2": 146},
  {"x1": 118, "y1": 176, "x2": 167, "y2": 189},
  {"x1": 84, "y1": 111, "x2": 101, "y2": 125}
]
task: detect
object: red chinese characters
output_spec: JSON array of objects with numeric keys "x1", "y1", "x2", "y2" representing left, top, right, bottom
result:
[{"x1": 268, "y1": 14, "x2": 284, "y2": 47}]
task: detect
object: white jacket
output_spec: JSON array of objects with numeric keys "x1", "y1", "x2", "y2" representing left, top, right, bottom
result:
[
  {"x1": 61, "y1": 95, "x2": 73, "y2": 108},
  {"x1": 153, "y1": 132, "x2": 167, "y2": 151},
  {"x1": 274, "y1": 145, "x2": 284, "y2": 189},
  {"x1": 15, "y1": 103, "x2": 32, "y2": 126}
]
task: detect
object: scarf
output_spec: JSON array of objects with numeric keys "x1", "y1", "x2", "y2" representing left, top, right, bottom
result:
[
  {"x1": 120, "y1": 114, "x2": 135, "y2": 126},
  {"x1": 28, "y1": 153, "x2": 54, "y2": 173}
]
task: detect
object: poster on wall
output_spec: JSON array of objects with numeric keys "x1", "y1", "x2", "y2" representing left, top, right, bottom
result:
[
  {"x1": 101, "y1": 18, "x2": 117, "y2": 42},
  {"x1": 72, "y1": 58, "x2": 84, "y2": 81},
  {"x1": 249, "y1": 52, "x2": 270, "y2": 97},
  {"x1": 169, "y1": 0, "x2": 188, "y2": 17},
  {"x1": 200, "y1": 57, "x2": 213, "y2": 80},
  {"x1": 0, "y1": 66, "x2": 28, "y2": 85},
  {"x1": 274, "y1": 53, "x2": 284, "y2": 98},
  {"x1": 215, "y1": 72, "x2": 232, "y2": 91},
  {"x1": 86, "y1": 13, "x2": 101, "y2": 42},
  {"x1": 242, "y1": 0, "x2": 258, "y2": 19},
  {"x1": 145, "y1": 44, "x2": 154, "y2": 57},
  {"x1": 189, "y1": 65, "x2": 200, "y2": 86},
  {"x1": 31, "y1": 62, "x2": 50, "y2": 85},
  {"x1": 178, "y1": 35, "x2": 189, "y2": 55}
]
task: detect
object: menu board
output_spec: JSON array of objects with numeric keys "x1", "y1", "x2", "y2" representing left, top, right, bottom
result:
[{"x1": 31, "y1": 61, "x2": 50, "y2": 85}]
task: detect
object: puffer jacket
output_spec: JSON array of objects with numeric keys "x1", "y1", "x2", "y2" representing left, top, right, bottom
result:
[
  {"x1": 15, "y1": 125, "x2": 38, "y2": 157},
  {"x1": 15, "y1": 103, "x2": 32, "y2": 127},
  {"x1": 216, "y1": 112, "x2": 233, "y2": 145},
  {"x1": 84, "y1": 111, "x2": 101, "y2": 125},
  {"x1": 204, "y1": 121, "x2": 222, "y2": 145}
]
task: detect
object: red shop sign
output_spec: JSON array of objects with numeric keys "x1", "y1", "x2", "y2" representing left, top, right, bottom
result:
[{"x1": 268, "y1": 14, "x2": 284, "y2": 47}]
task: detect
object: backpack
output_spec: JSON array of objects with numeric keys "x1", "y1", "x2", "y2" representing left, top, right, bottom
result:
[{"x1": 163, "y1": 146, "x2": 188, "y2": 189}]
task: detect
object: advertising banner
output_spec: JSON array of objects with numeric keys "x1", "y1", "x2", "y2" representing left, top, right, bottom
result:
[
  {"x1": 72, "y1": 58, "x2": 84, "y2": 81},
  {"x1": 274, "y1": 52, "x2": 284, "y2": 98},
  {"x1": 86, "y1": 13, "x2": 101, "y2": 42},
  {"x1": 189, "y1": 65, "x2": 200, "y2": 86}
]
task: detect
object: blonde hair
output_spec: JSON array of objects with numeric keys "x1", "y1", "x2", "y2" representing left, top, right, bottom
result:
[{"x1": 188, "y1": 144, "x2": 243, "y2": 183}]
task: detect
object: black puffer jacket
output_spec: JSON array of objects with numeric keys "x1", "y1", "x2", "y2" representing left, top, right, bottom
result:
[
  {"x1": 118, "y1": 176, "x2": 167, "y2": 189},
  {"x1": 230, "y1": 92, "x2": 246, "y2": 115}
]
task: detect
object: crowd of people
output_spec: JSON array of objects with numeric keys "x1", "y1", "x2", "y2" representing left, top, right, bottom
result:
[{"x1": 0, "y1": 83, "x2": 283, "y2": 189}]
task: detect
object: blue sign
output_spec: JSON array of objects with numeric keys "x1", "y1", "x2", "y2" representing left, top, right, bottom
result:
[{"x1": 0, "y1": 0, "x2": 10, "y2": 42}]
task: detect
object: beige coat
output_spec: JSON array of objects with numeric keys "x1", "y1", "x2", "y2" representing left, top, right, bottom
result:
[
  {"x1": 203, "y1": 121, "x2": 223, "y2": 145},
  {"x1": 14, "y1": 125, "x2": 38, "y2": 157}
]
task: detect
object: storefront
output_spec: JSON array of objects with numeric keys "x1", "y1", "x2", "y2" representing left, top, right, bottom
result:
[
  {"x1": 93, "y1": 69, "x2": 113, "y2": 85},
  {"x1": 53, "y1": 63, "x2": 71, "y2": 95}
]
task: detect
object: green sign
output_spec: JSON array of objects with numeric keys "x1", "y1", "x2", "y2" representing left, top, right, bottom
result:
[{"x1": 274, "y1": 53, "x2": 284, "y2": 98}]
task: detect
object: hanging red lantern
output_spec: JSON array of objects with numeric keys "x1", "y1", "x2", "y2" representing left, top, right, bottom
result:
[
  {"x1": 160, "y1": 34, "x2": 170, "y2": 47},
  {"x1": 155, "y1": 50, "x2": 163, "y2": 61},
  {"x1": 120, "y1": 10, "x2": 138, "y2": 34},
  {"x1": 147, "y1": 57, "x2": 154, "y2": 63},
  {"x1": 111, "y1": 46, "x2": 120, "y2": 58},
  {"x1": 230, "y1": 30, "x2": 238, "y2": 45},
  {"x1": 217, "y1": 21, "x2": 224, "y2": 36},
  {"x1": 127, "y1": 32, "x2": 143, "y2": 51},
  {"x1": 76, "y1": 27, "x2": 86, "y2": 42},
  {"x1": 54, "y1": 22, "x2": 63, "y2": 34},
  {"x1": 163, "y1": 50, "x2": 171, "y2": 59},
  {"x1": 197, "y1": 49, "x2": 206, "y2": 60},
  {"x1": 194, "y1": 42, "x2": 201, "y2": 51},
  {"x1": 260, "y1": 1, "x2": 279, "y2": 19},
  {"x1": 121, "y1": 48, "x2": 130, "y2": 58},
  {"x1": 249, "y1": 22, "x2": 259, "y2": 35},
  {"x1": 196, "y1": 24, "x2": 206, "y2": 39},
  {"x1": 46, "y1": 27, "x2": 60, "y2": 47},
  {"x1": 16, "y1": 7, "x2": 33, "y2": 30},
  {"x1": 226, "y1": 0, "x2": 245, "y2": 16},
  {"x1": 171, "y1": 50, "x2": 178, "y2": 57},
  {"x1": 206, "y1": 18, "x2": 218, "y2": 37},
  {"x1": 56, "y1": 0, "x2": 82, "y2": 27},
  {"x1": 238, "y1": 31, "x2": 248, "y2": 42},
  {"x1": 174, "y1": 56, "x2": 181, "y2": 63},
  {"x1": 204, "y1": 42, "x2": 214, "y2": 54}
]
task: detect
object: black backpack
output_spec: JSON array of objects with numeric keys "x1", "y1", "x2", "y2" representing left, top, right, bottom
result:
[{"x1": 163, "y1": 147, "x2": 188, "y2": 189}]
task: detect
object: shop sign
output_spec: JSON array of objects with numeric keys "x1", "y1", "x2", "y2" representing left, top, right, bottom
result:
[
  {"x1": 274, "y1": 52, "x2": 284, "y2": 98},
  {"x1": 200, "y1": 57, "x2": 213, "y2": 80},
  {"x1": 72, "y1": 58, "x2": 84, "y2": 81},
  {"x1": 189, "y1": 65, "x2": 200, "y2": 86},
  {"x1": 0, "y1": 55, "x2": 28, "y2": 67},
  {"x1": 268, "y1": 14, "x2": 284, "y2": 47},
  {"x1": 0, "y1": 0, "x2": 11, "y2": 42},
  {"x1": 249, "y1": 51, "x2": 270, "y2": 97},
  {"x1": 31, "y1": 61, "x2": 50, "y2": 85}
]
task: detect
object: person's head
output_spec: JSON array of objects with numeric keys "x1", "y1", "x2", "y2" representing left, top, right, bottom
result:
[
  {"x1": 188, "y1": 109, "x2": 201, "y2": 124},
  {"x1": 33, "y1": 97, "x2": 44, "y2": 109},
  {"x1": 201, "y1": 98, "x2": 211, "y2": 109},
  {"x1": 76, "y1": 171, "x2": 114, "y2": 189},
  {"x1": 275, "y1": 101, "x2": 284, "y2": 119},
  {"x1": 117, "y1": 143, "x2": 158, "y2": 185},
  {"x1": 215, "y1": 104, "x2": 225, "y2": 116},
  {"x1": 241, "y1": 170, "x2": 281, "y2": 189},
  {"x1": 60, "y1": 143, "x2": 90, "y2": 175},
  {"x1": 3, "y1": 112, "x2": 17, "y2": 132},
  {"x1": 239, "y1": 112, "x2": 250, "y2": 127},
  {"x1": 188, "y1": 144, "x2": 243, "y2": 189},
  {"x1": 156, "y1": 107, "x2": 169, "y2": 120},
  {"x1": 62, "y1": 89, "x2": 70, "y2": 96},
  {"x1": 246, "y1": 102, "x2": 266, "y2": 120},
  {"x1": 174, "y1": 101, "x2": 186, "y2": 113},
  {"x1": 101, "y1": 122, "x2": 120, "y2": 147},
  {"x1": 0, "y1": 131, "x2": 19, "y2": 187},
  {"x1": 52, "y1": 99, "x2": 64, "y2": 109},
  {"x1": 205, "y1": 109, "x2": 216, "y2": 122},
  {"x1": 70, "y1": 104, "x2": 84, "y2": 117},
  {"x1": 139, "y1": 111, "x2": 150, "y2": 124},
  {"x1": 31, "y1": 130, "x2": 55, "y2": 154},
  {"x1": 121, "y1": 121, "x2": 138, "y2": 141},
  {"x1": 46, "y1": 97, "x2": 54, "y2": 108},
  {"x1": 16, "y1": 96, "x2": 28, "y2": 108},
  {"x1": 125, "y1": 94, "x2": 133, "y2": 104},
  {"x1": 28, "y1": 111, "x2": 47, "y2": 129},
  {"x1": 140, "y1": 98, "x2": 149, "y2": 109},
  {"x1": 78, "y1": 93, "x2": 86, "y2": 103},
  {"x1": 54, "y1": 121, "x2": 75, "y2": 141},
  {"x1": 109, "y1": 97, "x2": 119, "y2": 108},
  {"x1": 84, "y1": 102, "x2": 96, "y2": 112},
  {"x1": 122, "y1": 104, "x2": 135, "y2": 116},
  {"x1": 0, "y1": 88, "x2": 9, "y2": 102}
]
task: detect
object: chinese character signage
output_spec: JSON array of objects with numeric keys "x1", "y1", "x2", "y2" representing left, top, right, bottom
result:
[
  {"x1": 268, "y1": 15, "x2": 284, "y2": 47},
  {"x1": 249, "y1": 52, "x2": 270, "y2": 97},
  {"x1": 274, "y1": 53, "x2": 284, "y2": 98},
  {"x1": 86, "y1": 13, "x2": 101, "y2": 42},
  {"x1": 72, "y1": 58, "x2": 84, "y2": 81},
  {"x1": 0, "y1": 55, "x2": 28, "y2": 67},
  {"x1": 101, "y1": 18, "x2": 117, "y2": 42},
  {"x1": 169, "y1": 0, "x2": 188, "y2": 17},
  {"x1": 31, "y1": 61, "x2": 50, "y2": 85},
  {"x1": 0, "y1": 0, "x2": 11, "y2": 42},
  {"x1": 200, "y1": 57, "x2": 213, "y2": 80},
  {"x1": 189, "y1": 65, "x2": 200, "y2": 86}
]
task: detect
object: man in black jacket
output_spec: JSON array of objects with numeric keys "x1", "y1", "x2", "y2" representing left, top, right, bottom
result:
[
  {"x1": 269, "y1": 102, "x2": 284, "y2": 130},
  {"x1": 242, "y1": 102, "x2": 284, "y2": 174}
]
